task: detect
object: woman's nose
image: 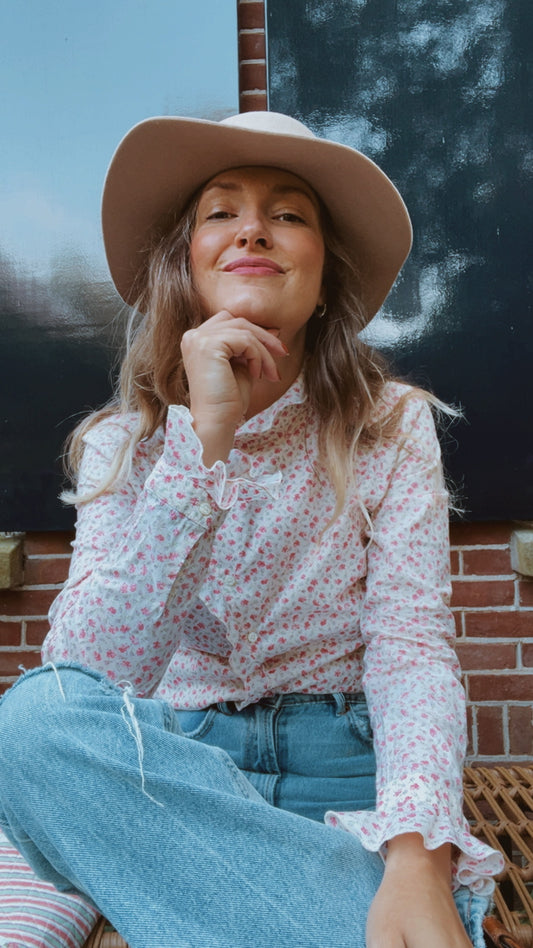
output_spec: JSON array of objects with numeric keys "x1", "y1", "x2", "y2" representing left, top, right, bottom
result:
[{"x1": 235, "y1": 212, "x2": 273, "y2": 249}]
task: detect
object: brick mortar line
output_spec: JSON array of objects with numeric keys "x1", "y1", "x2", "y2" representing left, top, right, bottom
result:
[
  {"x1": 25, "y1": 553, "x2": 72, "y2": 560},
  {"x1": 1, "y1": 615, "x2": 49, "y2": 622},
  {"x1": 470, "y1": 707, "x2": 479, "y2": 755},
  {"x1": 451, "y1": 574, "x2": 515, "y2": 581},
  {"x1": 452, "y1": 604, "x2": 533, "y2": 611},
  {"x1": 468, "y1": 700, "x2": 533, "y2": 706},
  {"x1": 462, "y1": 668, "x2": 533, "y2": 675},
  {"x1": 0, "y1": 646, "x2": 41, "y2": 651},
  {"x1": 4, "y1": 584, "x2": 64, "y2": 591},
  {"x1": 458, "y1": 637, "x2": 533, "y2": 643},
  {"x1": 240, "y1": 58, "x2": 266, "y2": 64},
  {"x1": 502, "y1": 704, "x2": 510, "y2": 756},
  {"x1": 450, "y1": 544, "x2": 509, "y2": 551},
  {"x1": 239, "y1": 28, "x2": 265, "y2": 34},
  {"x1": 468, "y1": 754, "x2": 533, "y2": 761}
]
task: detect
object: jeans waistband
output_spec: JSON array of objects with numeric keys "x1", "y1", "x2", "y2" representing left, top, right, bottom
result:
[{"x1": 214, "y1": 692, "x2": 365, "y2": 716}]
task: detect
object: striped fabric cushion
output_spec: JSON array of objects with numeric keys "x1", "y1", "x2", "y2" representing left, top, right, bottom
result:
[{"x1": 0, "y1": 827, "x2": 99, "y2": 948}]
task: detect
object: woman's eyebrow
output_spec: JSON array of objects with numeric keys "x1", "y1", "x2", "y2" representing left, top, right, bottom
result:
[
  {"x1": 271, "y1": 185, "x2": 315, "y2": 200},
  {"x1": 201, "y1": 180, "x2": 242, "y2": 194},
  {"x1": 272, "y1": 185, "x2": 321, "y2": 213},
  {"x1": 200, "y1": 181, "x2": 317, "y2": 204}
]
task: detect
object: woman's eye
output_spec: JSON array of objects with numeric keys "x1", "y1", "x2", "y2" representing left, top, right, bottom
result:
[
  {"x1": 206, "y1": 210, "x2": 234, "y2": 220},
  {"x1": 276, "y1": 212, "x2": 306, "y2": 223}
]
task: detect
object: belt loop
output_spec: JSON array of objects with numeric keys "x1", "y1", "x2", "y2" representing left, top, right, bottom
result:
[
  {"x1": 333, "y1": 693, "x2": 349, "y2": 715},
  {"x1": 216, "y1": 701, "x2": 235, "y2": 715}
]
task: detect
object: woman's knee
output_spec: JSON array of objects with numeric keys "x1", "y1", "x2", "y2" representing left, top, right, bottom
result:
[{"x1": 0, "y1": 664, "x2": 101, "y2": 768}]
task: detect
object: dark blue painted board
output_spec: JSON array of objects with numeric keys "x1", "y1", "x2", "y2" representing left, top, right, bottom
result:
[{"x1": 266, "y1": 0, "x2": 533, "y2": 519}]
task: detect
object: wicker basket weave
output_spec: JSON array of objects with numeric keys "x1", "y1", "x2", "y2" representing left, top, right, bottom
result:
[
  {"x1": 83, "y1": 915, "x2": 128, "y2": 948},
  {"x1": 464, "y1": 766, "x2": 533, "y2": 948}
]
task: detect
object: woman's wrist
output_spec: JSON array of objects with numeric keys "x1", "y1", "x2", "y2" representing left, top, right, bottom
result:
[
  {"x1": 192, "y1": 415, "x2": 238, "y2": 467},
  {"x1": 385, "y1": 832, "x2": 452, "y2": 885}
]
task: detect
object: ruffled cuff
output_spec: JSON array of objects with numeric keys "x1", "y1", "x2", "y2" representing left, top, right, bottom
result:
[
  {"x1": 148, "y1": 406, "x2": 282, "y2": 517},
  {"x1": 324, "y1": 781, "x2": 504, "y2": 896}
]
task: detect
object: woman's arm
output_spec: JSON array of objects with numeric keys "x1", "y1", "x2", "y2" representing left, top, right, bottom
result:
[
  {"x1": 43, "y1": 310, "x2": 288, "y2": 694},
  {"x1": 42, "y1": 410, "x2": 230, "y2": 694},
  {"x1": 326, "y1": 391, "x2": 502, "y2": 931},
  {"x1": 360, "y1": 400, "x2": 476, "y2": 945}
]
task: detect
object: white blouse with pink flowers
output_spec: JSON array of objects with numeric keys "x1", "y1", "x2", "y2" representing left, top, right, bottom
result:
[{"x1": 42, "y1": 376, "x2": 503, "y2": 893}]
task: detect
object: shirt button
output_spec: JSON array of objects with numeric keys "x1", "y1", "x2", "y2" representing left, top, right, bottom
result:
[
  {"x1": 224, "y1": 576, "x2": 237, "y2": 587},
  {"x1": 247, "y1": 631, "x2": 259, "y2": 644},
  {"x1": 198, "y1": 502, "x2": 211, "y2": 517}
]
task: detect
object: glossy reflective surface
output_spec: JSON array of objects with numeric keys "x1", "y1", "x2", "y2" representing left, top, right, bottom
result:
[
  {"x1": 1, "y1": 2, "x2": 237, "y2": 529},
  {"x1": 267, "y1": 0, "x2": 533, "y2": 519}
]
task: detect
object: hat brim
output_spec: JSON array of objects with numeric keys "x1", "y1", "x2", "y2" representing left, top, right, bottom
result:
[{"x1": 102, "y1": 115, "x2": 412, "y2": 321}]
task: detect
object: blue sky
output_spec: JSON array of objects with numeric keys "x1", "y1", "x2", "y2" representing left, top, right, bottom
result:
[{"x1": 0, "y1": 0, "x2": 238, "y2": 277}]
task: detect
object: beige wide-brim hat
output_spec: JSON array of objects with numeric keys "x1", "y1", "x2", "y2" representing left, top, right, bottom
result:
[{"x1": 102, "y1": 110, "x2": 412, "y2": 322}]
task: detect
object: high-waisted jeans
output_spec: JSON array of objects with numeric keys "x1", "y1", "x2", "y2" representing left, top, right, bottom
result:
[{"x1": 0, "y1": 664, "x2": 488, "y2": 947}]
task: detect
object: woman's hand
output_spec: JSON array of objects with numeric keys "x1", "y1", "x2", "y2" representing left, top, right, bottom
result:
[
  {"x1": 366, "y1": 835, "x2": 473, "y2": 947},
  {"x1": 181, "y1": 310, "x2": 288, "y2": 466}
]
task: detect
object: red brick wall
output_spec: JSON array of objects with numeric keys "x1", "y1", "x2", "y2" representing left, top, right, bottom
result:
[
  {"x1": 1, "y1": 2, "x2": 531, "y2": 766},
  {"x1": 451, "y1": 523, "x2": 533, "y2": 761},
  {"x1": 1, "y1": 524, "x2": 532, "y2": 764},
  {"x1": 0, "y1": 533, "x2": 72, "y2": 685}
]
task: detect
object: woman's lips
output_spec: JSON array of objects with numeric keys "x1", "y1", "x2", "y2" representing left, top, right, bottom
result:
[{"x1": 223, "y1": 257, "x2": 284, "y2": 275}]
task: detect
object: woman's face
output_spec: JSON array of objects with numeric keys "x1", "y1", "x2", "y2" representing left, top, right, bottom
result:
[{"x1": 190, "y1": 166, "x2": 325, "y2": 345}]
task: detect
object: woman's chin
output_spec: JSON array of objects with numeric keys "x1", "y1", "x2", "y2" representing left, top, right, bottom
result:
[{"x1": 223, "y1": 301, "x2": 280, "y2": 327}]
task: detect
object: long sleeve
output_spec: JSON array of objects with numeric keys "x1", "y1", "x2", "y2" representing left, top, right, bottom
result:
[
  {"x1": 42, "y1": 405, "x2": 279, "y2": 695},
  {"x1": 325, "y1": 397, "x2": 503, "y2": 892}
]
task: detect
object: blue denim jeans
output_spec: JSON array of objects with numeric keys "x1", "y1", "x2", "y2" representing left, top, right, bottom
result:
[
  {"x1": 0, "y1": 664, "x2": 488, "y2": 947},
  {"x1": 0, "y1": 664, "x2": 384, "y2": 947}
]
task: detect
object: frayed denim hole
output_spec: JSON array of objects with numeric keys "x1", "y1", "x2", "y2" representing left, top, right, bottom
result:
[
  {"x1": 95, "y1": 675, "x2": 125, "y2": 697},
  {"x1": 0, "y1": 663, "x2": 120, "y2": 712},
  {"x1": 113, "y1": 682, "x2": 164, "y2": 808},
  {"x1": 0, "y1": 664, "x2": 54, "y2": 709}
]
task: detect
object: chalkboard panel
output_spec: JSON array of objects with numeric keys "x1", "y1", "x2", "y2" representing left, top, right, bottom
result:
[{"x1": 266, "y1": 0, "x2": 533, "y2": 519}]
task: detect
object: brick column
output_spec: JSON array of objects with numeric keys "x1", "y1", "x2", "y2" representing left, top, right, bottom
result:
[{"x1": 237, "y1": 0, "x2": 267, "y2": 111}]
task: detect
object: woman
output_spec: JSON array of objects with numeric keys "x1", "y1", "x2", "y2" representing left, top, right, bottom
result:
[{"x1": 0, "y1": 112, "x2": 501, "y2": 947}]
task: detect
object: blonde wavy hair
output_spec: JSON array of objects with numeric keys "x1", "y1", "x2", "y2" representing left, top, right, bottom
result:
[{"x1": 63, "y1": 183, "x2": 450, "y2": 516}]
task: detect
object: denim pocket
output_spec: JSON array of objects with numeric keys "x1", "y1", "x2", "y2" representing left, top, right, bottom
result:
[
  {"x1": 174, "y1": 707, "x2": 218, "y2": 739},
  {"x1": 345, "y1": 701, "x2": 374, "y2": 748}
]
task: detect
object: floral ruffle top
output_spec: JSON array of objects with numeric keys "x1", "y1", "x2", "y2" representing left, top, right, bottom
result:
[{"x1": 43, "y1": 377, "x2": 503, "y2": 894}]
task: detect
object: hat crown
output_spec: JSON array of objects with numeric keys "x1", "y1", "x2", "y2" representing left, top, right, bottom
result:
[{"x1": 221, "y1": 111, "x2": 317, "y2": 140}]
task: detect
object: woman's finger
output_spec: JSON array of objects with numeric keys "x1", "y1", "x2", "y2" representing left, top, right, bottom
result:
[{"x1": 195, "y1": 310, "x2": 288, "y2": 357}]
